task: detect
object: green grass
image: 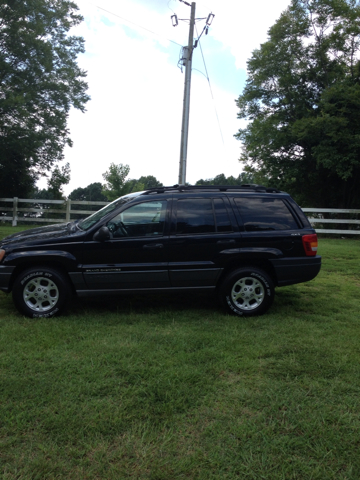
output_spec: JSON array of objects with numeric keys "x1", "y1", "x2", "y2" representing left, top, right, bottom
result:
[{"x1": 1, "y1": 226, "x2": 360, "y2": 479}]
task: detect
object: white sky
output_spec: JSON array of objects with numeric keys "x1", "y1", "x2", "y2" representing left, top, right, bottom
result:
[{"x1": 48, "y1": 0, "x2": 291, "y2": 195}]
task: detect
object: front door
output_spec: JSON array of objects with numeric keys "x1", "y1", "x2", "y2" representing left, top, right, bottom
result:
[{"x1": 82, "y1": 199, "x2": 169, "y2": 290}]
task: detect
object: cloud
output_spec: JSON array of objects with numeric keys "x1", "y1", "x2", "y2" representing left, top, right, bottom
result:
[
  {"x1": 51, "y1": 0, "x2": 291, "y2": 194},
  {"x1": 196, "y1": 0, "x2": 290, "y2": 70}
]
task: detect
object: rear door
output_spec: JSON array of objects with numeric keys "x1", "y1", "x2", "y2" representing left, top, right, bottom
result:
[{"x1": 168, "y1": 196, "x2": 239, "y2": 287}]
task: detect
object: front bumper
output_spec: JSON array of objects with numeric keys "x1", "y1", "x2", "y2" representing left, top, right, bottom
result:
[{"x1": 270, "y1": 256, "x2": 321, "y2": 287}]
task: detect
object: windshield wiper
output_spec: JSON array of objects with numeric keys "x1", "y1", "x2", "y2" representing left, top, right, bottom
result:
[{"x1": 67, "y1": 220, "x2": 82, "y2": 233}]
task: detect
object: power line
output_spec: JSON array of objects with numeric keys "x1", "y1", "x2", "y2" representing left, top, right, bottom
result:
[
  {"x1": 195, "y1": 25, "x2": 225, "y2": 145},
  {"x1": 85, "y1": 1, "x2": 183, "y2": 47},
  {"x1": 167, "y1": 0, "x2": 177, "y2": 15}
]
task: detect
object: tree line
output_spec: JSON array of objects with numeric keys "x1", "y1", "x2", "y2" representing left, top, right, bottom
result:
[
  {"x1": 2, "y1": 0, "x2": 360, "y2": 209},
  {"x1": 32, "y1": 162, "x2": 254, "y2": 203}
]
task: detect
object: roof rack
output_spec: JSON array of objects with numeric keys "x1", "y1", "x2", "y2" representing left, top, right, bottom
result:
[{"x1": 142, "y1": 184, "x2": 281, "y2": 194}]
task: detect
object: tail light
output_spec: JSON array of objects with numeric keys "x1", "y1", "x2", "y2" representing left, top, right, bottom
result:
[{"x1": 302, "y1": 234, "x2": 318, "y2": 257}]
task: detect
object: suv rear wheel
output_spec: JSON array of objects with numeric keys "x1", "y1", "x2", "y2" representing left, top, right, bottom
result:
[
  {"x1": 12, "y1": 267, "x2": 71, "y2": 318},
  {"x1": 220, "y1": 267, "x2": 274, "y2": 316}
]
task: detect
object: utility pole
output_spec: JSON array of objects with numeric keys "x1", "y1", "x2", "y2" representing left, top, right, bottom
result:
[
  {"x1": 178, "y1": 2, "x2": 195, "y2": 185},
  {"x1": 172, "y1": 3, "x2": 214, "y2": 185}
]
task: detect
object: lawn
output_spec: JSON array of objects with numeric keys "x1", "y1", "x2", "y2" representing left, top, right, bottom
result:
[{"x1": 1, "y1": 226, "x2": 360, "y2": 479}]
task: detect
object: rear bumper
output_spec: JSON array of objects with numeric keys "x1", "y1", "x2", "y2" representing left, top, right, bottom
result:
[
  {"x1": 0, "y1": 266, "x2": 15, "y2": 293},
  {"x1": 270, "y1": 256, "x2": 321, "y2": 287}
]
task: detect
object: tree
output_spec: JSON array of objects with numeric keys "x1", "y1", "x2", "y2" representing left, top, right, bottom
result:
[
  {"x1": 47, "y1": 162, "x2": 71, "y2": 200},
  {"x1": 137, "y1": 175, "x2": 163, "y2": 190},
  {"x1": 125, "y1": 175, "x2": 163, "y2": 193},
  {"x1": 69, "y1": 182, "x2": 108, "y2": 202},
  {"x1": 102, "y1": 165, "x2": 164, "y2": 200},
  {"x1": 195, "y1": 172, "x2": 254, "y2": 186},
  {"x1": 102, "y1": 163, "x2": 131, "y2": 201},
  {"x1": 27, "y1": 163, "x2": 70, "y2": 221},
  {"x1": 33, "y1": 163, "x2": 71, "y2": 200},
  {"x1": 0, "y1": 0, "x2": 89, "y2": 198},
  {"x1": 69, "y1": 182, "x2": 108, "y2": 213},
  {"x1": 235, "y1": 0, "x2": 360, "y2": 208}
]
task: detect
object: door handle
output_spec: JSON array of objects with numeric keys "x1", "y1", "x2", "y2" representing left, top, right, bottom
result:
[
  {"x1": 143, "y1": 243, "x2": 164, "y2": 249},
  {"x1": 217, "y1": 239, "x2": 235, "y2": 244}
]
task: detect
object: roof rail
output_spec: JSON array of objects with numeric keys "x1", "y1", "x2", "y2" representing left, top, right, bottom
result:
[{"x1": 142, "y1": 184, "x2": 281, "y2": 194}]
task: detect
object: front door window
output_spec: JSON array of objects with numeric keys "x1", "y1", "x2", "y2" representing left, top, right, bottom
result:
[{"x1": 107, "y1": 200, "x2": 167, "y2": 237}]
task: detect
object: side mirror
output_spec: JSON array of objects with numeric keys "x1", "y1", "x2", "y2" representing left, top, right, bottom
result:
[{"x1": 93, "y1": 226, "x2": 110, "y2": 242}]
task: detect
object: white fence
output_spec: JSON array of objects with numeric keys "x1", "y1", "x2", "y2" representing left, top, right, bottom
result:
[
  {"x1": 1, "y1": 198, "x2": 360, "y2": 235},
  {"x1": 302, "y1": 208, "x2": 360, "y2": 235},
  {"x1": 0, "y1": 197, "x2": 108, "y2": 226}
]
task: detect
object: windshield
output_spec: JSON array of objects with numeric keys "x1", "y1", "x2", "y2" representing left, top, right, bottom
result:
[{"x1": 78, "y1": 195, "x2": 133, "y2": 231}]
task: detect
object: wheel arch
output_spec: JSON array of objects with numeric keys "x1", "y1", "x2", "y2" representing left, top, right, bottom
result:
[
  {"x1": 217, "y1": 258, "x2": 278, "y2": 290},
  {"x1": 7, "y1": 257, "x2": 76, "y2": 294}
]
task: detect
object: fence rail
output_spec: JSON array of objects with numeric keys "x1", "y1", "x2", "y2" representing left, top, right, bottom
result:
[
  {"x1": 0, "y1": 197, "x2": 108, "y2": 226},
  {"x1": 1, "y1": 198, "x2": 360, "y2": 235},
  {"x1": 302, "y1": 208, "x2": 360, "y2": 235}
]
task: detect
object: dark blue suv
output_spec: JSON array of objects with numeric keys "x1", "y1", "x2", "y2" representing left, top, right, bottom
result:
[{"x1": 0, "y1": 185, "x2": 321, "y2": 318}]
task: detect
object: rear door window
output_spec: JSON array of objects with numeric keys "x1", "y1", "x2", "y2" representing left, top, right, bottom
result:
[
  {"x1": 214, "y1": 198, "x2": 233, "y2": 232},
  {"x1": 176, "y1": 199, "x2": 215, "y2": 234},
  {"x1": 175, "y1": 198, "x2": 233, "y2": 234}
]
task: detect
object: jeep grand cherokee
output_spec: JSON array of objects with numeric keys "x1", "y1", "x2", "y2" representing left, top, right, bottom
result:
[{"x1": 0, "y1": 185, "x2": 321, "y2": 318}]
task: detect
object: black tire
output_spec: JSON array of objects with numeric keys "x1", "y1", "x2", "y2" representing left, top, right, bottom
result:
[
  {"x1": 12, "y1": 267, "x2": 72, "y2": 318},
  {"x1": 220, "y1": 267, "x2": 274, "y2": 317}
]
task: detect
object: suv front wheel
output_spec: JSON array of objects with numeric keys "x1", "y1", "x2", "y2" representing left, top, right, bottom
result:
[
  {"x1": 220, "y1": 267, "x2": 274, "y2": 317},
  {"x1": 12, "y1": 267, "x2": 71, "y2": 318}
]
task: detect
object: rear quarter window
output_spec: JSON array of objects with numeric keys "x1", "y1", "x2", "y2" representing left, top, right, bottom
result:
[{"x1": 234, "y1": 197, "x2": 300, "y2": 231}]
